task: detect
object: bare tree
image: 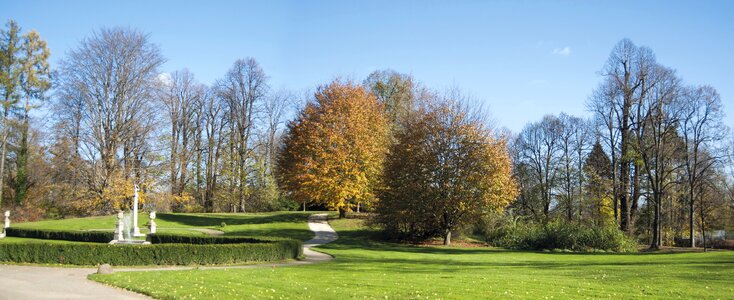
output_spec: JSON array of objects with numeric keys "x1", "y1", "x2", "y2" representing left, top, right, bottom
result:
[
  {"x1": 56, "y1": 27, "x2": 164, "y2": 211},
  {"x1": 679, "y1": 85, "x2": 727, "y2": 247},
  {"x1": 157, "y1": 69, "x2": 204, "y2": 197},
  {"x1": 595, "y1": 39, "x2": 656, "y2": 233},
  {"x1": 516, "y1": 115, "x2": 563, "y2": 220},
  {"x1": 217, "y1": 58, "x2": 268, "y2": 212},
  {"x1": 631, "y1": 64, "x2": 683, "y2": 249}
]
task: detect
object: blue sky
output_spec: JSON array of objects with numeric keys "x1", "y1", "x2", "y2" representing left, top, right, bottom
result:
[{"x1": 2, "y1": 0, "x2": 732, "y2": 132}]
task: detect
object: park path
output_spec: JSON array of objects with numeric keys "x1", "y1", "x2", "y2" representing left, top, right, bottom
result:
[{"x1": 0, "y1": 213, "x2": 337, "y2": 300}]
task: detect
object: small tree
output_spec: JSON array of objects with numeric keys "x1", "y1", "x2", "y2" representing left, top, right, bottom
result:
[
  {"x1": 277, "y1": 80, "x2": 389, "y2": 217},
  {"x1": 374, "y1": 99, "x2": 517, "y2": 245}
]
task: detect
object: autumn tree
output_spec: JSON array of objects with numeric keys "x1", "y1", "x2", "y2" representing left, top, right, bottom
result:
[
  {"x1": 374, "y1": 98, "x2": 517, "y2": 245},
  {"x1": 583, "y1": 142, "x2": 614, "y2": 225},
  {"x1": 278, "y1": 80, "x2": 389, "y2": 217}
]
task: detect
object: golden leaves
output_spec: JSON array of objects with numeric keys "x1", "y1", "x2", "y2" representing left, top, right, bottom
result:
[{"x1": 278, "y1": 80, "x2": 390, "y2": 212}]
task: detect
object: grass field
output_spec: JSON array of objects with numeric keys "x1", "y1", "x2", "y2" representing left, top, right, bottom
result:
[
  {"x1": 2, "y1": 211, "x2": 318, "y2": 242},
  {"x1": 90, "y1": 215, "x2": 734, "y2": 299}
]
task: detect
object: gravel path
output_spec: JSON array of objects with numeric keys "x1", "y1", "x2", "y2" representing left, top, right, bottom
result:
[{"x1": 0, "y1": 213, "x2": 337, "y2": 299}]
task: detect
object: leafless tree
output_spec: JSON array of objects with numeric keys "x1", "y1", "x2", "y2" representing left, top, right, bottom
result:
[
  {"x1": 679, "y1": 85, "x2": 728, "y2": 247},
  {"x1": 516, "y1": 115, "x2": 563, "y2": 220},
  {"x1": 56, "y1": 27, "x2": 164, "y2": 207},
  {"x1": 157, "y1": 69, "x2": 205, "y2": 197},
  {"x1": 217, "y1": 58, "x2": 268, "y2": 212}
]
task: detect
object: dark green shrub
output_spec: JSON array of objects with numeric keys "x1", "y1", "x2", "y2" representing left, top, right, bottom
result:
[
  {"x1": 150, "y1": 233, "x2": 289, "y2": 245},
  {"x1": 0, "y1": 239, "x2": 302, "y2": 265},
  {"x1": 482, "y1": 218, "x2": 637, "y2": 252},
  {"x1": 5, "y1": 228, "x2": 113, "y2": 243}
]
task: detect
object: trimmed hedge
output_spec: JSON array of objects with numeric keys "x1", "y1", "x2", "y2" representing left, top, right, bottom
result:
[
  {"x1": 5, "y1": 227, "x2": 113, "y2": 243},
  {"x1": 0, "y1": 239, "x2": 302, "y2": 265},
  {"x1": 150, "y1": 233, "x2": 277, "y2": 244}
]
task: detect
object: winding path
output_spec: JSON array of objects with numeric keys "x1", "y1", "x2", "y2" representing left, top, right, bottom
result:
[{"x1": 0, "y1": 214, "x2": 337, "y2": 299}]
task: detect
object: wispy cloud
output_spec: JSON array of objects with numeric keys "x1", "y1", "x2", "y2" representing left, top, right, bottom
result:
[{"x1": 552, "y1": 47, "x2": 571, "y2": 56}]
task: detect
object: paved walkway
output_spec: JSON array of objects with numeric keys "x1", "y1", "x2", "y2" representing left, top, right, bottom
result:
[{"x1": 0, "y1": 214, "x2": 337, "y2": 299}]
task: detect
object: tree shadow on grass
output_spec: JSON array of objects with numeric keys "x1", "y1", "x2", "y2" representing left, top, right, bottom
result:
[
  {"x1": 222, "y1": 228, "x2": 314, "y2": 241},
  {"x1": 155, "y1": 212, "x2": 311, "y2": 227}
]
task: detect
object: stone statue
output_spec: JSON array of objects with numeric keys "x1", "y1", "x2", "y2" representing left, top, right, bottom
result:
[
  {"x1": 115, "y1": 210, "x2": 125, "y2": 241},
  {"x1": 148, "y1": 211, "x2": 157, "y2": 234},
  {"x1": 3, "y1": 211, "x2": 9, "y2": 230}
]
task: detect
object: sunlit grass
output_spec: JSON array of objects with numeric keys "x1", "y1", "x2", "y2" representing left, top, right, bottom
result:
[{"x1": 91, "y1": 216, "x2": 734, "y2": 299}]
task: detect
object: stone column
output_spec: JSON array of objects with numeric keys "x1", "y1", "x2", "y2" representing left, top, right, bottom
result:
[{"x1": 132, "y1": 184, "x2": 144, "y2": 237}]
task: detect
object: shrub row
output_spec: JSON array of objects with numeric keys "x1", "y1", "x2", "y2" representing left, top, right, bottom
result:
[
  {"x1": 150, "y1": 233, "x2": 279, "y2": 244},
  {"x1": 0, "y1": 239, "x2": 302, "y2": 265},
  {"x1": 5, "y1": 227, "x2": 113, "y2": 243},
  {"x1": 482, "y1": 218, "x2": 637, "y2": 252}
]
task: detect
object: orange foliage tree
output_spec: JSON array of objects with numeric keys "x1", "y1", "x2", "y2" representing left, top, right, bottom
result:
[
  {"x1": 277, "y1": 80, "x2": 389, "y2": 217},
  {"x1": 374, "y1": 99, "x2": 518, "y2": 245}
]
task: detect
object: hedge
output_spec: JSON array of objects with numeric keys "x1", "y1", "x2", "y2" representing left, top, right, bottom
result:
[
  {"x1": 5, "y1": 228, "x2": 113, "y2": 243},
  {"x1": 0, "y1": 239, "x2": 302, "y2": 265},
  {"x1": 150, "y1": 233, "x2": 286, "y2": 244}
]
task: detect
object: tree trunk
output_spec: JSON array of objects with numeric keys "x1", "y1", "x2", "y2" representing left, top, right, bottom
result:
[
  {"x1": 650, "y1": 192, "x2": 661, "y2": 250},
  {"x1": 700, "y1": 202, "x2": 706, "y2": 252},
  {"x1": 302, "y1": 202, "x2": 306, "y2": 212},
  {"x1": 15, "y1": 110, "x2": 29, "y2": 205},
  {"x1": 689, "y1": 191, "x2": 696, "y2": 248},
  {"x1": 338, "y1": 207, "x2": 346, "y2": 218},
  {"x1": 0, "y1": 107, "x2": 9, "y2": 209}
]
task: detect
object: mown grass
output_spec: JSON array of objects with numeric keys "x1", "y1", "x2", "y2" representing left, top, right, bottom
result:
[
  {"x1": 91, "y1": 216, "x2": 734, "y2": 299},
  {"x1": 2, "y1": 211, "x2": 320, "y2": 242}
]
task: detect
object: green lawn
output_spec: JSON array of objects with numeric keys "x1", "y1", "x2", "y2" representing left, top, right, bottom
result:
[
  {"x1": 3, "y1": 211, "x2": 319, "y2": 242},
  {"x1": 90, "y1": 216, "x2": 734, "y2": 299}
]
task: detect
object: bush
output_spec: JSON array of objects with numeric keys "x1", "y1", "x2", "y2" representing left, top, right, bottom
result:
[
  {"x1": 0, "y1": 239, "x2": 302, "y2": 265},
  {"x1": 481, "y1": 217, "x2": 637, "y2": 252},
  {"x1": 5, "y1": 228, "x2": 113, "y2": 243}
]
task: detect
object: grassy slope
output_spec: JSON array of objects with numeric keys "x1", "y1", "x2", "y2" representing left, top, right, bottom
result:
[{"x1": 91, "y1": 217, "x2": 734, "y2": 299}]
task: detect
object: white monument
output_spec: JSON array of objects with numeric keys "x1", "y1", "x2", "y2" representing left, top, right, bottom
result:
[
  {"x1": 0, "y1": 210, "x2": 8, "y2": 238},
  {"x1": 3, "y1": 210, "x2": 9, "y2": 230},
  {"x1": 115, "y1": 210, "x2": 125, "y2": 241},
  {"x1": 148, "y1": 211, "x2": 157, "y2": 234},
  {"x1": 132, "y1": 184, "x2": 145, "y2": 237}
]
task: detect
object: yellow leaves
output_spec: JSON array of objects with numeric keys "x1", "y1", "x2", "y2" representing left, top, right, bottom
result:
[{"x1": 278, "y1": 79, "x2": 390, "y2": 212}]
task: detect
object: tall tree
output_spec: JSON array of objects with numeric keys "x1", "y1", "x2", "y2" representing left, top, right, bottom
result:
[
  {"x1": 218, "y1": 58, "x2": 268, "y2": 213},
  {"x1": 0, "y1": 20, "x2": 22, "y2": 209},
  {"x1": 583, "y1": 142, "x2": 614, "y2": 225},
  {"x1": 364, "y1": 69, "x2": 416, "y2": 132},
  {"x1": 56, "y1": 27, "x2": 164, "y2": 213},
  {"x1": 632, "y1": 64, "x2": 683, "y2": 249},
  {"x1": 278, "y1": 80, "x2": 389, "y2": 217},
  {"x1": 374, "y1": 98, "x2": 517, "y2": 245},
  {"x1": 593, "y1": 39, "x2": 656, "y2": 233},
  {"x1": 515, "y1": 115, "x2": 563, "y2": 221},
  {"x1": 679, "y1": 85, "x2": 727, "y2": 247},
  {"x1": 15, "y1": 29, "x2": 51, "y2": 204},
  {"x1": 158, "y1": 69, "x2": 204, "y2": 198}
]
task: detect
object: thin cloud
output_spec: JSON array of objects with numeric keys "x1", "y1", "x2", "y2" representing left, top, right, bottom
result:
[{"x1": 552, "y1": 47, "x2": 571, "y2": 56}]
